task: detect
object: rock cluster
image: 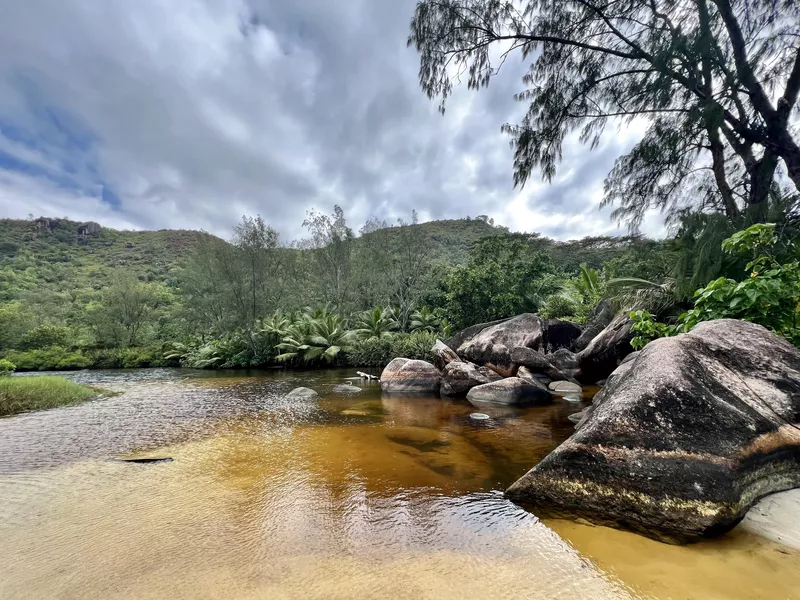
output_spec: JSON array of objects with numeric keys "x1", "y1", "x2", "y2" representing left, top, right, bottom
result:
[
  {"x1": 505, "y1": 319, "x2": 800, "y2": 544},
  {"x1": 379, "y1": 308, "x2": 636, "y2": 405}
]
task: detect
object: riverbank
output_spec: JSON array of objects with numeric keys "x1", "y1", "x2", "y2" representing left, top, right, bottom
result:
[{"x1": 0, "y1": 376, "x2": 109, "y2": 416}]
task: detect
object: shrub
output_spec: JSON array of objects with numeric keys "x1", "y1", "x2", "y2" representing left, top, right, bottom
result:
[
  {"x1": 4, "y1": 348, "x2": 92, "y2": 371},
  {"x1": 0, "y1": 358, "x2": 15, "y2": 376},
  {"x1": 345, "y1": 331, "x2": 437, "y2": 367}
]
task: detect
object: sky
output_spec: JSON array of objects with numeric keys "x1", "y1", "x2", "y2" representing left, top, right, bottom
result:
[{"x1": 0, "y1": 0, "x2": 664, "y2": 242}]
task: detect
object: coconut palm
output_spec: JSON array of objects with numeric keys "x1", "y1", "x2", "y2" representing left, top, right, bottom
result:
[{"x1": 354, "y1": 307, "x2": 398, "y2": 340}]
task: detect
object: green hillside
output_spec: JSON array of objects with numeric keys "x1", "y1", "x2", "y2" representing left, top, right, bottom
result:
[{"x1": 0, "y1": 214, "x2": 674, "y2": 371}]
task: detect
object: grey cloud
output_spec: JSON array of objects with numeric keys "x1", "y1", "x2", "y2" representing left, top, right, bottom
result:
[{"x1": 0, "y1": 0, "x2": 660, "y2": 241}]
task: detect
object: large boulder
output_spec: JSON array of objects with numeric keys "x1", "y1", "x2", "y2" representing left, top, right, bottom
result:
[
  {"x1": 452, "y1": 314, "x2": 546, "y2": 377},
  {"x1": 510, "y1": 347, "x2": 574, "y2": 382},
  {"x1": 440, "y1": 361, "x2": 501, "y2": 397},
  {"x1": 541, "y1": 319, "x2": 582, "y2": 352},
  {"x1": 380, "y1": 358, "x2": 441, "y2": 394},
  {"x1": 546, "y1": 348, "x2": 581, "y2": 380},
  {"x1": 505, "y1": 319, "x2": 800, "y2": 544},
  {"x1": 573, "y1": 299, "x2": 615, "y2": 352},
  {"x1": 431, "y1": 339, "x2": 461, "y2": 371},
  {"x1": 576, "y1": 312, "x2": 634, "y2": 383},
  {"x1": 466, "y1": 377, "x2": 553, "y2": 407}
]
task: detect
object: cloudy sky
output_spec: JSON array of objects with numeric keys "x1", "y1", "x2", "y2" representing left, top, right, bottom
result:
[{"x1": 0, "y1": 0, "x2": 662, "y2": 242}]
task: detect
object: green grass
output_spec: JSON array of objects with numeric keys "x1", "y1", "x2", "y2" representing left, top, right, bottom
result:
[{"x1": 0, "y1": 376, "x2": 108, "y2": 416}]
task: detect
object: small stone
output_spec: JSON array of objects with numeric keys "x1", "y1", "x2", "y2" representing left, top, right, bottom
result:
[{"x1": 469, "y1": 413, "x2": 490, "y2": 420}]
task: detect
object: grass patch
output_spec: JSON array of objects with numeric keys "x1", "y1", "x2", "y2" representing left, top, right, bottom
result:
[{"x1": 0, "y1": 376, "x2": 109, "y2": 417}]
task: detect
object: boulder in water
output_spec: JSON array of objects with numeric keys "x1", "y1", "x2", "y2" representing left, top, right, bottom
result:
[
  {"x1": 431, "y1": 339, "x2": 462, "y2": 371},
  {"x1": 467, "y1": 377, "x2": 553, "y2": 407},
  {"x1": 380, "y1": 358, "x2": 441, "y2": 394},
  {"x1": 285, "y1": 386, "x2": 319, "y2": 400},
  {"x1": 333, "y1": 384, "x2": 362, "y2": 394},
  {"x1": 451, "y1": 314, "x2": 546, "y2": 377},
  {"x1": 440, "y1": 361, "x2": 501, "y2": 397},
  {"x1": 511, "y1": 346, "x2": 574, "y2": 382},
  {"x1": 548, "y1": 381, "x2": 582, "y2": 394},
  {"x1": 506, "y1": 319, "x2": 800, "y2": 544}
]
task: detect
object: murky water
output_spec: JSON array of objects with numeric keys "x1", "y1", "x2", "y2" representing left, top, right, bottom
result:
[{"x1": 1, "y1": 369, "x2": 798, "y2": 600}]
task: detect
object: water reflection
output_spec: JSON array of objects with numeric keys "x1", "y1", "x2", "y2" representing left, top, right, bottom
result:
[{"x1": 0, "y1": 368, "x2": 797, "y2": 600}]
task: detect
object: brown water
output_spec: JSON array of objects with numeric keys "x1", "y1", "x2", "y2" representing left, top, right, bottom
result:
[{"x1": 0, "y1": 368, "x2": 797, "y2": 600}]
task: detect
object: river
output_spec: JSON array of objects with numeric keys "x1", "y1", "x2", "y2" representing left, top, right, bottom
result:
[{"x1": 0, "y1": 368, "x2": 797, "y2": 599}]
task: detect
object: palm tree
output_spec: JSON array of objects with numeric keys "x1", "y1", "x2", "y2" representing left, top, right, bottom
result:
[
  {"x1": 354, "y1": 307, "x2": 398, "y2": 340},
  {"x1": 409, "y1": 306, "x2": 440, "y2": 332},
  {"x1": 606, "y1": 277, "x2": 678, "y2": 317},
  {"x1": 276, "y1": 314, "x2": 357, "y2": 363}
]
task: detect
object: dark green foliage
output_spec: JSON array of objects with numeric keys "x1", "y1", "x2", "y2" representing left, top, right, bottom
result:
[
  {"x1": 631, "y1": 224, "x2": 800, "y2": 348},
  {"x1": 344, "y1": 331, "x2": 437, "y2": 368}
]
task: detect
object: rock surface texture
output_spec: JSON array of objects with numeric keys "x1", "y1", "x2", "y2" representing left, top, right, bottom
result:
[
  {"x1": 440, "y1": 361, "x2": 501, "y2": 397},
  {"x1": 573, "y1": 299, "x2": 614, "y2": 352},
  {"x1": 452, "y1": 314, "x2": 547, "y2": 377},
  {"x1": 466, "y1": 377, "x2": 553, "y2": 407},
  {"x1": 380, "y1": 358, "x2": 441, "y2": 394},
  {"x1": 576, "y1": 313, "x2": 634, "y2": 383},
  {"x1": 431, "y1": 340, "x2": 461, "y2": 371},
  {"x1": 506, "y1": 319, "x2": 800, "y2": 544}
]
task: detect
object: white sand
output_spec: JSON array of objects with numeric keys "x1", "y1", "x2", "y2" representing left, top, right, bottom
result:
[{"x1": 739, "y1": 488, "x2": 800, "y2": 550}]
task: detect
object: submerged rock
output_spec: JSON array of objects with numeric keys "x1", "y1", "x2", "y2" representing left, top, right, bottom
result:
[
  {"x1": 380, "y1": 358, "x2": 441, "y2": 394},
  {"x1": 285, "y1": 386, "x2": 319, "y2": 400},
  {"x1": 333, "y1": 384, "x2": 362, "y2": 394},
  {"x1": 431, "y1": 339, "x2": 462, "y2": 371},
  {"x1": 440, "y1": 361, "x2": 501, "y2": 397},
  {"x1": 506, "y1": 319, "x2": 800, "y2": 544},
  {"x1": 466, "y1": 377, "x2": 552, "y2": 407},
  {"x1": 576, "y1": 313, "x2": 634, "y2": 384}
]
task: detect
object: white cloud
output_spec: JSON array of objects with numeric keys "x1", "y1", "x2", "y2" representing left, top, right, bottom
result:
[{"x1": 0, "y1": 0, "x2": 656, "y2": 242}]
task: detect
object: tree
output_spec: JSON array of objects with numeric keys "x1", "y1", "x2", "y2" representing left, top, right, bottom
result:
[
  {"x1": 408, "y1": 0, "x2": 800, "y2": 229},
  {"x1": 88, "y1": 273, "x2": 162, "y2": 347},
  {"x1": 443, "y1": 235, "x2": 556, "y2": 328},
  {"x1": 232, "y1": 215, "x2": 282, "y2": 323},
  {"x1": 303, "y1": 206, "x2": 355, "y2": 310}
]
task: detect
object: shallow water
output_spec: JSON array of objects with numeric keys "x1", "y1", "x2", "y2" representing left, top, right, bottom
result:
[{"x1": 0, "y1": 368, "x2": 797, "y2": 599}]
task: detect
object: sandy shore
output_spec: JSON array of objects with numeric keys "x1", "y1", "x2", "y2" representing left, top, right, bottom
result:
[{"x1": 739, "y1": 488, "x2": 800, "y2": 550}]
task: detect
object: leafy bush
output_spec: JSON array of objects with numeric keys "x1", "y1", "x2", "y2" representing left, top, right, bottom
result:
[
  {"x1": 345, "y1": 331, "x2": 437, "y2": 367},
  {"x1": 630, "y1": 224, "x2": 800, "y2": 349},
  {"x1": 4, "y1": 348, "x2": 92, "y2": 371},
  {"x1": 19, "y1": 324, "x2": 72, "y2": 350},
  {"x1": 0, "y1": 358, "x2": 15, "y2": 376},
  {"x1": 539, "y1": 294, "x2": 579, "y2": 320}
]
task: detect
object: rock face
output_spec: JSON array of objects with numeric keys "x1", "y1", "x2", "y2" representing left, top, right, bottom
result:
[
  {"x1": 285, "y1": 387, "x2": 319, "y2": 400},
  {"x1": 511, "y1": 347, "x2": 573, "y2": 382},
  {"x1": 380, "y1": 358, "x2": 441, "y2": 394},
  {"x1": 542, "y1": 319, "x2": 582, "y2": 352},
  {"x1": 573, "y1": 299, "x2": 615, "y2": 352},
  {"x1": 576, "y1": 313, "x2": 634, "y2": 383},
  {"x1": 431, "y1": 340, "x2": 461, "y2": 371},
  {"x1": 454, "y1": 314, "x2": 546, "y2": 377},
  {"x1": 506, "y1": 319, "x2": 800, "y2": 544},
  {"x1": 467, "y1": 377, "x2": 553, "y2": 407},
  {"x1": 440, "y1": 361, "x2": 501, "y2": 397}
]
